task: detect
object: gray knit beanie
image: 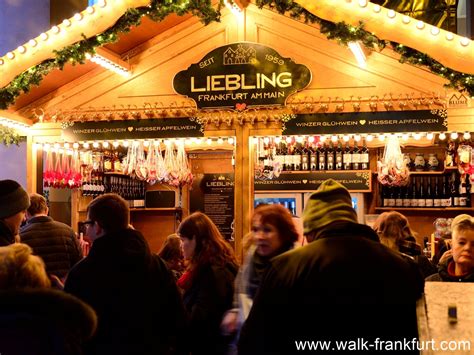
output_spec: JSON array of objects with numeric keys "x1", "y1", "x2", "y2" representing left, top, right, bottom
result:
[
  {"x1": 0, "y1": 180, "x2": 30, "y2": 219},
  {"x1": 302, "y1": 179, "x2": 357, "y2": 235}
]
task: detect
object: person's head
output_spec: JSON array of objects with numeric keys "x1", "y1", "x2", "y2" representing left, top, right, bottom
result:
[
  {"x1": 251, "y1": 204, "x2": 298, "y2": 257},
  {"x1": 177, "y1": 212, "x2": 236, "y2": 269},
  {"x1": 85, "y1": 193, "x2": 129, "y2": 241},
  {"x1": 451, "y1": 214, "x2": 474, "y2": 273},
  {"x1": 0, "y1": 243, "x2": 51, "y2": 289},
  {"x1": 373, "y1": 211, "x2": 415, "y2": 251},
  {"x1": 27, "y1": 193, "x2": 49, "y2": 219},
  {"x1": 158, "y1": 234, "x2": 184, "y2": 266},
  {"x1": 302, "y1": 179, "x2": 357, "y2": 242},
  {"x1": 0, "y1": 179, "x2": 30, "y2": 236}
]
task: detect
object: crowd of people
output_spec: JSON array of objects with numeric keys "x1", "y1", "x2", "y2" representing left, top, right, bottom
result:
[{"x1": 0, "y1": 177, "x2": 473, "y2": 354}]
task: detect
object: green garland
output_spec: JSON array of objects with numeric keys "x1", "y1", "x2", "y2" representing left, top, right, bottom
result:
[
  {"x1": 0, "y1": 126, "x2": 23, "y2": 146},
  {"x1": 0, "y1": 0, "x2": 472, "y2": 111},
  {"x1": 255, "y1": 0, "x2": 474, "y2": 95}
]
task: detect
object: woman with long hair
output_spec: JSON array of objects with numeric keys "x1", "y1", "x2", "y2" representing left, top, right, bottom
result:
[
  {"x1": 373, "y1": 211, "x2": 436, "y2": 278},
  {"x1": 177, "y1": 212, "x2": 238, "y2": 355},
  {"x1": 221, "y1": 204, "x2": 299, "y2": 353}
]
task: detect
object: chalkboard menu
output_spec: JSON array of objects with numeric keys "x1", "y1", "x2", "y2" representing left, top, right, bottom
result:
[{"x1": 190, "y1": 173, "x2": 235, "y2": 240}]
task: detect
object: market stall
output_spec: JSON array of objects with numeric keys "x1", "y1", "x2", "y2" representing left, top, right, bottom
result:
[{"x1": 0, "y1": 1, "x2": 473, "y2": 256}]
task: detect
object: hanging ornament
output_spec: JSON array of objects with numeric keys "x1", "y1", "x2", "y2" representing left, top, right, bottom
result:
[{"x1": 377, "y1": 135, "x2": 409, "y2": 186}]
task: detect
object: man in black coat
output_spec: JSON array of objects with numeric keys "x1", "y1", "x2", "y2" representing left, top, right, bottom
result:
[
  {"x1": 64, "y1": 193, "x2": 186, "y2": 355},
  {"x1": 21, "y1": 193, "x2": 82, "y2": 279},
  {"x1": 0, "y1": 179, "x2": 30, "y2": 246},
  {"x1": 239, "y1": 179, "x2": 424, "y2": 355}
]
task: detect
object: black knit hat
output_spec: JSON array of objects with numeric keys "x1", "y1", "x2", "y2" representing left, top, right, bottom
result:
[
  {"x1": 0, "y1": 180, "x2": 30, "y2": 219},
  {"x1": 302, "y1": 179, "x2": 357, "y2": 235}
]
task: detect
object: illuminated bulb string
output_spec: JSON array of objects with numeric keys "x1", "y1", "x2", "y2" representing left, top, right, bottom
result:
[{"x1": 90, "y1": 55, "x2": 131, "y2": 77}]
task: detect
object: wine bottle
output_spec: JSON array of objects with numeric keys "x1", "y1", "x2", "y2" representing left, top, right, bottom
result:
[
  {"x1": 403, "y1": 184, "x2": 412, "y2": 207},
  {"x1": 318, "y1": 143, "x2": 327, "y2": 171},
  {"x1": 352, "y1": 144, "x2": 361, "y2": 170},
  {"x1": 335, "y1": 142, "x2": 343, "y2": 170},
  {"x1": 442, "y1": 175, "x2": 452, "y2": 207},
  {"x1": 326, "y1": 142, "x2": 335, "y2": 170},
  {"x1": 466, "y1": 174, "x2": 472, "y2": 207},
  {"x1": 387, "y1": 186, "x2": 396, "y2": 207},
  {"x1": 433, "y1": 176, "x2": 442, "y2": 208},
  {"x1": 343, "y1": 143, "x2": 352, "y2": 170},
  {"x1": 360, "y1": 140, "x2": 369, "y2": 170},
  {"x1": 418, "y1": 177, "x2": 426, "y2": 208},
  {"x1": 286, "y1": 144, "x2": 294, "y2": 172},
  {"x1": 309, "y1": 143, "x2": 318, "y2": 171},
  {"x1": 301, "y1": 142, "x2": 309, "y2": 171},
  {"x1": 451, "y1": 172, "x2": 460, "y2": 207},
  {"x1": 425, "y1": 177, "x2": 434, "y2": 207},
  {"x1": 395, "y1": 187, "x2": 403, "y2": 207},
  {"x1": 293, "y1": 143, "x2": 302, "y2": 171},
  {"x1": 459, "y1": 175, "x2": 468, "y2": 207},
  {"x1": 411, "y1": 177, "x2": 419, "y2": 208}
]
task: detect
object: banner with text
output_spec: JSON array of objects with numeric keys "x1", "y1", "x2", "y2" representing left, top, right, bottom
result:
[
  {"x1": 173, "y1": 42, "x2": 312, "y2": 109},
  {"x1": 62, "y1": 118, "x2": 204, "y2": 141},
  {"x1": 255, "y1": 171, "x2": 371, "y2": 192},
  {"x1": 283, "y1": 110, "x2": 447, "y2": 135}
]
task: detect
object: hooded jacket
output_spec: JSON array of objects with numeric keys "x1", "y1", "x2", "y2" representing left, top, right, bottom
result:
[
  {"x1": 20, "y1": 216, "x2": 82, "y2": 278},
  {"x1": 0, "y1": 220, "x2": 15, "y2": 246},
  {"x1": 239, "y1": 221, "x2": 424, "y2": 355},
  {"x1": 64, "y1": 228, "x2": 186, "y2": 355},
  {"x1": 0, "y1": 288, "x2": 97, "y2": 355},
  {"x1": 426, "y1": 258, "x2": 474, "y2": 282}
]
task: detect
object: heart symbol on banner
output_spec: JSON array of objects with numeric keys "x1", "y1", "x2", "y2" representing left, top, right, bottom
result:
[
  {"x1": 235, "y1": 103, "x2": 247, "y2": 111},
  {"x1": 302, "y1": 179, "x2": 308, "y2": 184},
  {"x1": 359, "y1": 120, "x2": 366, "y2": 125},
  {"x1": 128, "y1": 127, "x2": 134, "y2": 132}
]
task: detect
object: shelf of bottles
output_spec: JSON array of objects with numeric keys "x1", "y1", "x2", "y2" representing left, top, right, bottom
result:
[
  {"x1": 253, "y1": 135, "x2": 370, "y2": 177},
  {"x1": 80, "y1": 149, "x2": 147, "y2": 208},
  {"x1": 378, "y1": 133, "x2": 474, "y2": 210}
]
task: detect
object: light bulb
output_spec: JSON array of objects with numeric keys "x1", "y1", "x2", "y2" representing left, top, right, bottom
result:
[
  {"x1": 402, "y1": 15, "x2": 410, "y2": 24},
  {"x1": 307, "y1": 136, "x2": 315, "y2": 143},
  {"x1": 430, "y1": 27, "x2": 440, "y2": 36},
  {"x1": 427, "y1": 133, "x2": 434, "y2": 140},
  {"x1": 331, "y1": 135, "x2": 338, "y2": 143},
  {"x1": 206, "y1": 138, "x2": 212, "y2": 145},
  {"x1": 343, "y1": 135, "x2": 350, "y2": 142},
  {"x1": 102, "y1": 141, "x2": 110, "y2": 148},
  {"x1": 387, "y1": 10, "x2": 396, "y2": 18},
  {"x1": 143, "y1": 141, "x2": 150, "y2": 147},
  {"x1": 416, "y1": 21, "x2": 425, "y2": 30},
  {"x1": 263, "y1": 137, "x2": 270, "y2": 144},
  {"x1": 378, "y1": 134, "x2": 386, "y2": 141},
  {"x1": 274, "y1": 137, "x2": 281, "y2": 144},
  {"x1": 463, "y1": 132, "x2": 471, "y2": 140},
  {"x1": 373, "y1": 4, "x2": 381, "y2": 13},
  {"x1": 439, "y1": 132, "x2": 446, "y2": 140},
  {"x1": 354, "y1": 135, "x2": 361, "y2": 142},
  {"x1": 93, "y1": 142, "x2": 99, "y2": 148},
  {"x1": 414, "y1": 133, "x2": 421, "y2": 140},
  {"x1": 460, "y1": 37, "x2": 470, "y2": 47},
  {"x1": 366, "y1": 135, "x2": 374, "y2": 142},
  {"x1": 83, "y1": 142, "x2": 90, "y2": 149},
  {"x1": 285, "y1": 136, "x2": 293, "y2": 144},
  {"x1": 73, "y1": 143, "x2": 79, "y2": 149},
  {"x1": 113, "y1": 141, "x2": 119, "y2": 148},
  {"x1": 296, "y1": 136, "x2": 304, "y2": 143},
  {"x1": 402, "y1": 133, "x2": 409, "y2": 141},
  {"x1": 450, "y1": 132, "x2": 458, "y2": 140},
  {"x1": 217, "y1": 137, "x2": 224, "y2": 144}
]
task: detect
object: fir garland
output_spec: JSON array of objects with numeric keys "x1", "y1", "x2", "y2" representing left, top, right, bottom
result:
[
  {"x1": 0, "y1": 126, "x2": 23, "y2": 146},
  {"x1": 0, "y1": 0, "x2": 472, "y2": 111}
]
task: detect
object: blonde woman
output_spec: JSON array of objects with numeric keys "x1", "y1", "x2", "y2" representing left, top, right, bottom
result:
[{"x1": 426, "y1": 214, "x2": 474, "y2": 282}]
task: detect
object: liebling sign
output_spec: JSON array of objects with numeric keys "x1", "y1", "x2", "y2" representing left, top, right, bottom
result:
[{"x1": 173, "y1": 42, "x2": 312, "y2": 110}]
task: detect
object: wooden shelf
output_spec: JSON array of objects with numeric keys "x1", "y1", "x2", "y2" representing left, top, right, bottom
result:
[
  {"x1": 409, "y1": 171, "x2": 445, "y2": 175},
  {"x1": 130, "y1": 207, "x2": 181, "y2": 212},
  {"x1": 279, "y1": 170, "x2": 371, "y2": 174},
  {"x1": 375, "y1": 207, "x2": 473, "y2": 212}
]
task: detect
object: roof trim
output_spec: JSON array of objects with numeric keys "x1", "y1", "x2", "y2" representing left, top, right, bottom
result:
[{"x1": 296, "y1": 0, "x2": 473, "y2": 75}]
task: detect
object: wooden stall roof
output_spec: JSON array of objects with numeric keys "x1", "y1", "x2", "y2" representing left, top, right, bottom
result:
[{"x1": 0, "y1": 0, "x2": 472, "y2": 125}]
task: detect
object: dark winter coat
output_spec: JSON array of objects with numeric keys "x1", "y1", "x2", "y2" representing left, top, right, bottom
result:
[
  {"x1": 64, "y1": 228, "x2": 186, "y2": 355},
  {"x1": 0, "y1": 219, "x2": 15, "y2": 246},
  {"x1": 183, "y1": 262, "x2": 238, "y2": 355},
  {"x1": 0, "y1": 288, "x2": 97, "y2": 355},
  {"x1": 400, "y1": 236, "x2": 437, "y2": 279},
  {"x1": 425, "y1": 258, "x2": 474, "y2": 282},
  {"x1": 239, "y1": 221, "x2": 425, "y2": 355},
  {"x1": 20, "y1": 216, "x2": 83, "y2": 278}
]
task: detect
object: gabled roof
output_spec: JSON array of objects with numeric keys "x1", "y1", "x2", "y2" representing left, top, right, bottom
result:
[{"x1": 0, "y1": 0, "x2": 472, "y2": 121}]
